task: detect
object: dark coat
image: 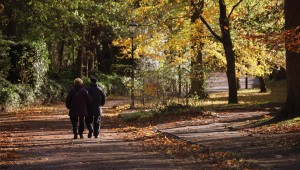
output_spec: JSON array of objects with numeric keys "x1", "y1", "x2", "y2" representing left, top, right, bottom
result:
[
  {"x1": 66, "y1": 86, "x2": 91, "y2": 117},
  {"x1": 87, "y1": 83, "x2": 106, "y2": 116}
]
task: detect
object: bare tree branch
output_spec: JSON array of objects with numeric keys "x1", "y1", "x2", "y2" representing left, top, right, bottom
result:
[
  {"x1": 191, "y1": 0, "x2": 223, "y2": 42},
  {"x1": 199, "y1": 15, "x2": 223, "y2": 42},
  {"x1": 228, "y1": 0, "x2": 243, "y2": 19}
]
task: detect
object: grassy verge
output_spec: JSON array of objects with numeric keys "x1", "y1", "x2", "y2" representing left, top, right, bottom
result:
[{"x1": 120, "y1": 80, "x2": 286, "y2": 124}]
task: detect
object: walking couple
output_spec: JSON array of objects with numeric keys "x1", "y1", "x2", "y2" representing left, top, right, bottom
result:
[{"x1": 66, "y1": 77, "x2": 106, "y2": 139}]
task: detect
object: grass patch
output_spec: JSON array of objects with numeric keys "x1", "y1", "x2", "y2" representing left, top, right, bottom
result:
[
  {"x1": 120, "y1": 104, "x2": 205, "y2": 126},
  {"x1": 121, "y1": 110, "x2": 157, "y2": 122},
  {"x1": 232, "y1": 115, "x2": 300, "y2": 134},
  {"x1": 240, "y1": 116, "x2": 300, "y2": 135},
  {"x1": 202, "y1": 80, "x2": 286, "y2": 111}
]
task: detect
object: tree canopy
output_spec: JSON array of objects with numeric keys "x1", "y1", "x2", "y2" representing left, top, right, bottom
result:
[{"x1": 0, "y1": 0, "x2": 291, "y2": 109}]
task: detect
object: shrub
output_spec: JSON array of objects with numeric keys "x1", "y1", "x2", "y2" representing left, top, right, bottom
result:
[
  {"x1": 89, "y1": 73, "x2": 129, "y2": 96},
  {"x1": 0, "y1": 85, "x2": 21, "y2": 111},
  {"x1": 0, "y1": 40, "x2": 50, "y2": 111},
  {"x1": 39, "y1": 79, "x2": 67, "y2": 104}
]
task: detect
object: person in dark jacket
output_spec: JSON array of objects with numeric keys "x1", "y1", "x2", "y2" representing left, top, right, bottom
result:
[
  {"x1": 66, "y1": 78, "x2": 92, "y2": 139},
  {"x1": 86, "y1": 77, "x2": 106, "y2": 138}
]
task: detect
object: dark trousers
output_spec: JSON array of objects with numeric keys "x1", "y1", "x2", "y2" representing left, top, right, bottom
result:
[
  {"x1": 70, "y1": 117, "x2": 90, "y2": 135},
  {"x1": 86, "y1": 115, "x2": 101, "y2": 136}
]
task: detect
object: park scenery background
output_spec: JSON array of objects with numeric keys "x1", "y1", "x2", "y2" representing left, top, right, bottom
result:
[{"x1": 1, "y1": 1, "x2": 300, "y2": 169}]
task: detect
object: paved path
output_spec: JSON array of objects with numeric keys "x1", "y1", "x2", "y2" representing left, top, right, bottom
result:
[
  {"x1": 207, "y1": 72, "x2": 260, "y2": 92},
  {"x1": 156, "y1": 111, "x2": 300, "y2": 170},
  {"x1": 0, "y1": 99, "x2": 201, "y2": 170}
]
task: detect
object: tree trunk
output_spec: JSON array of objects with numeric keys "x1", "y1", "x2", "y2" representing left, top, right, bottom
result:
[
  {"x1": 85, "y1": 54, "x2": 89, "y2": 77},
  {"x1": 236, "y1": 78, "x2": 240, "y2": 90},
  {"x1": 96, "y1": 45, "x2": 102, "y2": 71},
  {"x1": 58, "y1": 40, "x2": 65, "y2": 73},
  {"x1": 219, "y1": 0, "x2": 238, "y2": 104},
  {"x1": 7, "y1": 1, "x2": 18, "y2": 37},
  {"x1": 7, "y1": 15, "x2": 17, "y2": 37},
  {"x1": 91, "y1": 48, "x2": 96, "y2": 74},
  {"x1": 190, "y1": 0, "x2": 207, "y2": 98},
  {"x1": 276, "y1": 0, "x2": 300, "y2": 120},
  {"x1": 98, "y1": 44, "x2": 110, "y2": 73},
  {"x1": 72, "y1": 46, "x2": 76, "y2": 72},
  {"x1": 258, "y1": 76, "x2": 267, "y2": 93},
  {"x1": 76, "y1": 46, "x2": 83, "y2": 78},
  {"x1": 178, "y1": 65, "x2": 182, "y2": 97},
  {"x1": 190, "y1": 51, "x2": 206, "y2": 97}
]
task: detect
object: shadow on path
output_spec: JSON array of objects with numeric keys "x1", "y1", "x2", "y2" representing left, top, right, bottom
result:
[
  {"x1": 157, "y1": 111, "x2": 300, "y2": 170},
  {"x1": 0, "y1": 99, "x2": 201, "y2": 170}
]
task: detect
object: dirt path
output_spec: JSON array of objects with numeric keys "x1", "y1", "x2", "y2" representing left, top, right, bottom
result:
[{"x1": 0, "y1": 98, "x2": 200, "y2": 170}]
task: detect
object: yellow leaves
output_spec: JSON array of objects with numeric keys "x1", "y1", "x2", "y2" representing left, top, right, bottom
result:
[
  {"x1": 234, "y1": 38, "x2": 281, "y2": 77},
  {"x1": 113, "y1": 37, "x2": 131, "y2": 46},
  {"x1": 113, "y1": 38, "x2": 133, "y2": 59},
  {"x1": 119, "y1": 0, "x2": 193, "y2": 65}
]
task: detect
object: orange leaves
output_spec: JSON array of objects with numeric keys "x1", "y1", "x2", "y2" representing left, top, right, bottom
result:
[
  {"x1": 130, "y1": 129, "x2": 252, "y2": 169},
  {"x1": 116, "y1": 123, "x2": 204, "y2": 158},
  {"x1": 119, "y1": 126, "x2": 156, "y2": 142},
  {"x1": 224, "y1": 25, "x2": 229, "y2": 31},
  {"x1": 264, "y1": 114, "x2": 272, "y2": 119},
  {"x1": 177, "y1": 17, "x2": 184, "y2": 27},
  {"x1": 245, "y1": 118, "x2": 300, "y2": 135},
  {"x1": 0, "y1": 151, "x2": 20, "y2": 161},
  {"x1": 0, "y1": 132, "x2": 20, "y2": 163},
  {"x1": 285, "y1": 26, "x2": 300, "y2": 53},
  {"x1": 142, "y1": 132, "x2": 203, "y2": 158},
  {"x1": 14, "y1": 104, "x2": 68, "y2": 116},
  {"x1": 243, "y1": 26, "x2": 300, "y2": 53},
  {"x1": 242, "y1": 32, "x2": 285, "y2": 51}
]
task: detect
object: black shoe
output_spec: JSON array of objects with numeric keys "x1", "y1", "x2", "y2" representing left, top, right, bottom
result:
[
  {"x1": 79, "y1": 134, "x2": 84, "y2": 139},
  {"x1": 74, "y1": 134, "x2": 78, "y2": 139},
  {"x1": 88, "y1": 131, "x2": 93, "y2": 138},
  {"x1": 95, "y1": 135, "x2": 99, "y2": 138}
]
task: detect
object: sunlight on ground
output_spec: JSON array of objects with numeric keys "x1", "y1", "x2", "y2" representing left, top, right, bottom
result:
[
  {"x1": 12, "y1": 104, "x2": 68, "y2": 116},
  {"x1": 200, "y1": 80, "x2": 286, "y2": 109},
  {"x1": 133, "y1": 80, "x2": 286, "y2": 111}
]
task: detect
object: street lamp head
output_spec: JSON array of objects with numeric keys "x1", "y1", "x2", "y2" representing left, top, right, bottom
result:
[{"x1": 128, "y1": 20, "x2": 138, "y2": 35}]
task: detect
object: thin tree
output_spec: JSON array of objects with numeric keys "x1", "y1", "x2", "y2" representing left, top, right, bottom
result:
[
  {"x1": 190, "y1": 0, "x2": 207, "y2": 98},
  {"x1": 192, "y1": 0, "x2": 243, "y2": 104}
]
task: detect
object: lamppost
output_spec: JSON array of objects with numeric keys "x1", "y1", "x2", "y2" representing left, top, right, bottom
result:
[{"x1": 128, "y1": 20, "x2": 138, "y2": 108}]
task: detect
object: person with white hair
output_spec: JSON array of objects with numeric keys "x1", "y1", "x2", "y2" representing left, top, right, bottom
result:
[{"x1": 66, "y1": 78, "x2": 92, "y2": 139}]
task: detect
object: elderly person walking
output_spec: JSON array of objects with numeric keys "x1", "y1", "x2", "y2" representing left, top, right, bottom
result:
[
  {"x1": 66, "y1": 78, "x2": 92, "y2": 139},
  {"x1": 86, "y1": 77, "x2": 106, "y2": 138}
]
